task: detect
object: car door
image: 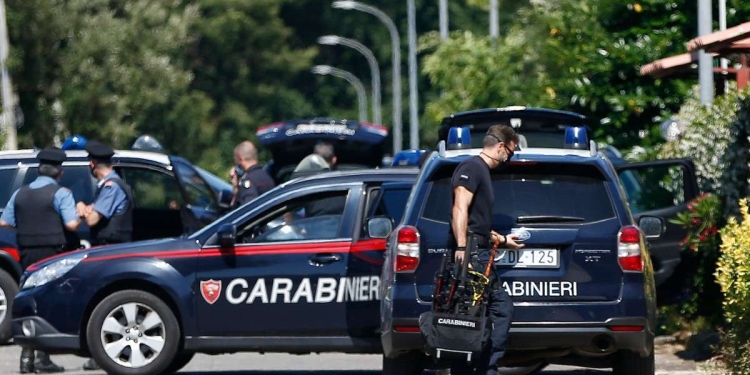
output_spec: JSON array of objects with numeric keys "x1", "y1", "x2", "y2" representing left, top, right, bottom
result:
[
  {"x1": 615, "y1": 158, "x2": 699, "y2": 304},
  {"x1": 346, "y1": 182, "x2": 413, "y2": 338},
  {"x1": 195, "y1": 184, "x2": 362, "y2": 337},
  {"x1": 117, "y1": 165, "x2": 186, "y2": 241},
  {"x1": 170, "y1": 159, "x2": 222, "y2": 232}
]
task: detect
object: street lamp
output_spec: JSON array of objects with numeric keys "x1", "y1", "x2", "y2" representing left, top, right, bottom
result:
[
  {"x1": 332, "y1": 0, "x2": 402, "y2": 152},
  {"x1": 312, "y1": 65, "x2": 368, "y2": 122},
  {"x1": 318, "y1": 35, "x2": 382, "y2": 126}
]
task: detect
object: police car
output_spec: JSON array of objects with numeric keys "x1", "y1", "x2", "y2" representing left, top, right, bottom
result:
[
  {"x1": 256, "y1": 118, "x2": 389, "y2": 184},
  {"x1": 440, "y1": 107, "x2": 697, "y2": 305},
  {"x1": 12, "y1": 168, "x2": 416, "y2": 375},
  {"x1": 0, "y1": 139, "x2": 233, "y2": 344},
  {"x1": 380, "y1": 126, "x2": 698, "y2": 374}
]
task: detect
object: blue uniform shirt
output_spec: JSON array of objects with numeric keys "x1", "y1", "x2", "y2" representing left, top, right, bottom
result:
[
  {"x1": 93, "y1": 171, "x2": 129, "y2": 219},
  {"x1": 1, "y1": 176, "x2": 78, "y2": 227}
]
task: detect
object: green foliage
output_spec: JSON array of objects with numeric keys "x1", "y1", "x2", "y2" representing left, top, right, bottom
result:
[
  {"x1": 716, "y1": 199, "x2": 750, "y2": 373},
  {"x1": 659, "y1": 86, "x2": 750, "y2": 194},
  {"x1": 668, "y1": 194, "x2": 723, "y2": 326},
  {"x1": 719, "y1": 94, "x2": 750, "y2": 218}
]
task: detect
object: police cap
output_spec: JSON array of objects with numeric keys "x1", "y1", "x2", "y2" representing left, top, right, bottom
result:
[
  {"x1": 37, "y1": 146, "x2": 66, "y2": 166},
  {"x1": 85, "y1": 140, "x2": 115, "y2": 161}
]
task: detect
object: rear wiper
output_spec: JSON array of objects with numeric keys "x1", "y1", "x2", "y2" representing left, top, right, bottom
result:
[{"x1": 516, "y1": 215, "x2": 585, "y2": 223}]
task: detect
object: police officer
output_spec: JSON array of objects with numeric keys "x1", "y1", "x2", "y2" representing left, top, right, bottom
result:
[
  {"x1": 229, "y1": 141, "x2": 275, "y2": 209},
  {"x1": 448, "y1": 125, "x2": 525, "y2": 375},
  {"x1": 74, "y1": 140, "x2": 133, "y2": 371},
  {"x1": 0, "y1": 147, "x2": 78, "y2": 373}
]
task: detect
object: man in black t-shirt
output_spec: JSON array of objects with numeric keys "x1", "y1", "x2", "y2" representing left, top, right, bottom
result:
[{"x1": 448, "y1": 124, "x2": 525, "y2": 375}]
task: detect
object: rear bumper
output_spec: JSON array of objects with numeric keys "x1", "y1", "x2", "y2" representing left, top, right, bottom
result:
[{"x1": 382, "y1": 317, "x2": 653, "y2": 358}]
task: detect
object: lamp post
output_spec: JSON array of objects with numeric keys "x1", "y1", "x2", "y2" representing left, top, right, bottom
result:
[
  {"x1": 0, "y1": 0, "x2": 16, "y2": 150},
  {"x1": 439, "y1": 0, "x2": 448, "y2": 40},
  {"x1": 318, "y1": 35, "x2": 382, "y2": 125},
  {"x1": 406, "y1": 0, "x2": 419, "y2": 149},
  {"x1": 312, "y1": 65, "x2": 368, "y2": 122},
  {"x1": 332, "y1": 1, "x2": 402, "y2": 152}
]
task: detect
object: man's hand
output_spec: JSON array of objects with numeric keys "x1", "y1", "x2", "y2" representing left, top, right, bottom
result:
[
  {"x1": 229, "y1": 167, "x2": 239, "y2": 190},
  {"x1": 505, "y1": 233, "x2": 525, "y2": 250},
  {"x1": 453, "y1": 250, "x2": 473, "y2": 269},
  {"x1": 76, "y1": 202, "x2": 88, "y2": 218}
]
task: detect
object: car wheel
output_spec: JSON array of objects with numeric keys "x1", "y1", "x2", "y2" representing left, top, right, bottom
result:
[
  {"x1": 612, "y1": 349, "x2": 655, "y2": 375},
  {"x1": 498, "y1": 362, "x2": 548, "y2": 375},
  {"x1": 382, "y1": 351, "x2": 425, "y2": 375},
  {"x1": 0, "y1": 269, "x2": 18, "y2": 343},
  {"x1": 86, "y1": 290, "x2": 180, "y2": 375},
  {"x1": 163, "y1": 351, "x2": 195, "y2": 374}
]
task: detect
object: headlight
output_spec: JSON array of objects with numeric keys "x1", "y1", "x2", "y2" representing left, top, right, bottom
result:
[{"x1": 21, "y1": 254, "x2": 85, "y2": 289}]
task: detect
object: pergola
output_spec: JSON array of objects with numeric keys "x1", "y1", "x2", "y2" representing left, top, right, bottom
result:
[{"x1": 640, "y1": 21, "x2": 750, "y2": 90}]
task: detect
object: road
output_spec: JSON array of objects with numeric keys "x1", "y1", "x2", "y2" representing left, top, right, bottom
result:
[{"x1": 0, "y1": 341, "x2": 719, "y2": 374}]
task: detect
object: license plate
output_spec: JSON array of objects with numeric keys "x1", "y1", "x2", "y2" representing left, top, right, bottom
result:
[{"x1": 494, "y1": 249, "x2": 560, "y2": 268}]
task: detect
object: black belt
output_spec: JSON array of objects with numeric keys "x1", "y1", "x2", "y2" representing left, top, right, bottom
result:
[{"x1": 468, "y1": 232, "x2": 490, "y2": 249}]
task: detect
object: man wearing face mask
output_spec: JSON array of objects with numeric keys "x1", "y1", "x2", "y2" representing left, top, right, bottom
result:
[
  {"x1": 74, "y1": 140, "x2": 134, "y2": 371},
  {"x1": 229, "y1": 141, "x2": 275, "y2": 209},
  {"x1": 448, "y1": 124, "x2": 525, "y2": 375}
]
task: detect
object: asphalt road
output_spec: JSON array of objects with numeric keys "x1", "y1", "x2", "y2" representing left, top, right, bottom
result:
[{"x1": 0, "y1": 341, "x2": 713, "y2": 375}]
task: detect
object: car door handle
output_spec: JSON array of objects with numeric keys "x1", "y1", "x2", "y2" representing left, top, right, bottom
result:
[{"x1": 309, "y1": 253, "x2": 342, "y2": 266}]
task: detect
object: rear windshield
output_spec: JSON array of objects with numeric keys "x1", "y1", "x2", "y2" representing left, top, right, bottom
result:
[{"x1": 421, "y1": 162, "x2": 616, "y2": 226}]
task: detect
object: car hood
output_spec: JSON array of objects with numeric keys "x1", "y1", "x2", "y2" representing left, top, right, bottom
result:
[{"x1": 27, "y1": 237, "x2": 192, "y2": 271}]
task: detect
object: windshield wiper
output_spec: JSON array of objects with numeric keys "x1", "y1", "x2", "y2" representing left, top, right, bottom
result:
[{"x1": 516, "y1": 215, "x2": 585, "y2": 223}]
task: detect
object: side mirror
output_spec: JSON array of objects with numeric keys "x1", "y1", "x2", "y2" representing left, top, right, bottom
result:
[
  {"x1": 365, "y1": 216, "x2": 393, "y2": 239},
  {"x1": 639, "y1": 216, "x2": 664, "y2": 239},
  {"x1": 217, "y1": 223, "x2": 237, "y2": 248}
]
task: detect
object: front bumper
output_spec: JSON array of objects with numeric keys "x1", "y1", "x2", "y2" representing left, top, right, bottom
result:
[
  {"x1": 12, "y1": 316, "x2": 80, "y2": 354},
  {"x1": 382, "y1": 317, "x2": 653, "y2": 358}
]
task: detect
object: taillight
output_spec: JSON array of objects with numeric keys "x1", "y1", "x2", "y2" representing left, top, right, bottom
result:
[
  {"x1": 0, "y1": 247, "x2": 20, "y2": 262},
  {"x1": 618, "y1": 226, "x2": 643, "y2": 272},
  {"x1": 395, "y1": 226, "x2": 420, "y2": 273}
]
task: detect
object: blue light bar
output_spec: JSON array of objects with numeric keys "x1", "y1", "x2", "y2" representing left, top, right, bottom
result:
[
  {"x1": 391, "y1": 149, "x2": 427, "y2": 167},
  {"x1": 61, "y1": 135, "x2": 88, "y2": 150},
  {"x1": 564, "y1": 126, "x2": 588, "y2": 150},
  {"x1": 447, "y1": 126, "x2": 471, "y2": 150}
]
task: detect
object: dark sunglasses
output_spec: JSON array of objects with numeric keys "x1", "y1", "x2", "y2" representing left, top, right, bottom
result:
[{"x1": 488, "y1": 133, "x2": 514, "y2": 160}]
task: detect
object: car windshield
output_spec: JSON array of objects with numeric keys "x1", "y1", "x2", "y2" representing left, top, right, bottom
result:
[
  {"x1": 421, "y1": 162, "x2": 616, "y2": 226},
  {"x1": 0, "y1": 168, "x2": 18, "y2": 208}
]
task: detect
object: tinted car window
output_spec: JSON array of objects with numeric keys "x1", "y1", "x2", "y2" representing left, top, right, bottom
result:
[
  {"x1": 173, "y1": 162, "x2": 216, "y2": 209},
  {"x1": 119, "y1": 167, "x2": 183, "y2": 210},
  {"x1": 373, "y1": 188, "x2": 410, "y2": 223},
  {"x1": 23, "y1": 166, "x2": 95, "y2": 204},
  {"x1": 421, "y1": 163, "x2": 615, "y2": 226},
  {"x1": 0, "y1": 168, "x2": 18, "y2": 208}
]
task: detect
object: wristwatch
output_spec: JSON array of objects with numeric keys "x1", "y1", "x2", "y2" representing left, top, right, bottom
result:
[{"x1": 498, "y1": 235, "x2": 506, "y2": 246}]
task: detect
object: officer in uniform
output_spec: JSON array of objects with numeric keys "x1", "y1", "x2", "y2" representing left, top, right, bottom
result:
[
  {"x1": 0, "y1": 147, "x2": 79, "y2": 373},
  {"x1": 448, "y1": 125, "x2": 525, "y2": 375},
  {"x1": 75, "y1": 140, "x2": 134, "y2": 370},
  {"x1": 229, "y1": 141, "x2": 275, "y2": 209}
]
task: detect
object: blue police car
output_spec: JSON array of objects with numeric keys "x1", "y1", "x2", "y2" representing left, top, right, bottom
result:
[
  {"x1": 379, "y1": 126, "x2": 697, "y2": 374},
  {"x1": 438, "y1": 107, "x2": 699, "y2": 306},
  {"x1": 12, "y1": 168, "x2": 416, "y2": 375},
  {"x1": 255, "y1": 118, "x2": 389, "y2": 184}
]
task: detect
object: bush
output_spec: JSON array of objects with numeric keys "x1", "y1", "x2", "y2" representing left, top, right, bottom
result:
[
  {"x1": 669, "y1": 193, "x2": 723, "y2": 324},
  {"x1": 658, "y1": 85, "x2": 750, "y2": 193},
  {"x1": 716, "y1": 198, "x2": 750, "y2": 373}
]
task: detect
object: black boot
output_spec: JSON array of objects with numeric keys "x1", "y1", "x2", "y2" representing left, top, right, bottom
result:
[
  {"x1": 19, "y1": 347, "x2": 34, "y2": 374},
  {"x1": 33, "y1": 351, "x2": 64, "y2": 373},
  {"x1": 82, "y1": 358, "x2": 100, "y2": 371}
]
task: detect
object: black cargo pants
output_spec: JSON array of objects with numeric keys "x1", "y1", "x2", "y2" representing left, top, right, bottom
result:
[{"x1": 451, "y1": 248, "x2": 514, "y2": 375}]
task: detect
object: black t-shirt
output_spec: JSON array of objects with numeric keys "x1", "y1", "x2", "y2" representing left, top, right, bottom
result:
[{"x1": 448, "y1": 155, "x2": 494, "y2": 244}]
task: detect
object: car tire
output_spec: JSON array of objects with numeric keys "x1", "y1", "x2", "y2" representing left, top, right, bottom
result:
[
  {"x1": 163, "y1": 351, "x2": 195, "y2": 374},
  {"x1": 86, "y1": 290, "x2": 181, "y2": 375},
  {"x1": 612, "y1": 349, "x2": 655, "y2": 375},
  {"x1": 0, "y1": 269, "x2": 18, "y2": 343},
  {"x1": 382, "y1": 351, "x2": 425, "y2": 375}
]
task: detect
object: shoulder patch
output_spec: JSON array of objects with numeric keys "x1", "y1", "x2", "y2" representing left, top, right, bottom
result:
[
  {"x1": 242, "y1": 179, "x2": 252, "y2": 189},
  {"x1": 104, "y1": 181, "x2": 115, "y2": 187}
]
